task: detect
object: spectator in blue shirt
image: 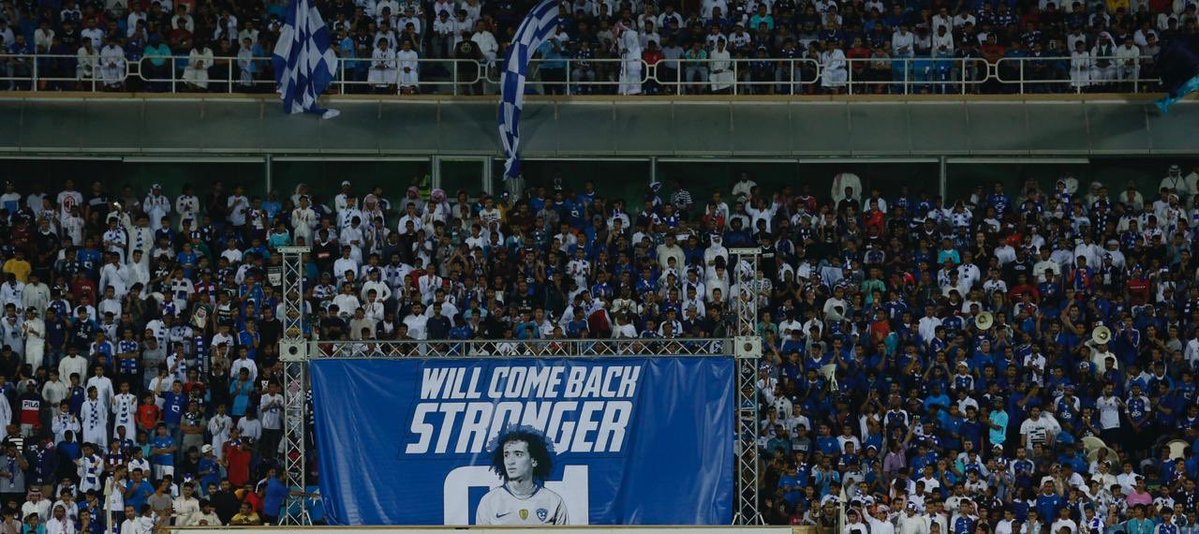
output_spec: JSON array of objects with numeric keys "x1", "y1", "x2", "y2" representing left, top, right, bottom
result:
[
  {"x1": 161, "y1": 381, "x2": 186, "y2": 438},
  {"x1": 149, "y1": 424, "x2": 176, "y2": 480},
  {"x1": 122, "y1": 468, "x2": 154, "y2": 512},
  {"x1": 261, "y1": 467, "x2": 290, "y2": 524},
  {"x1": 1035, "y1": 481, "x2": 1065, "y2": 523}
]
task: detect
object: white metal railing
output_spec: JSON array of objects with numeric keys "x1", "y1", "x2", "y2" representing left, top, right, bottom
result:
[
  {"x1": 662, "y1": 57, "x2": 822, "y2": 95},
  {"x1": 313, "y1": 338, "x2": 728, "y2": 358},
  {"x1": 336, "y1": 56, "x2": 483, "y2": 94},
  {"x1": 484, "y1": 57, "x2": 641, "y2": 94},
  {"x1": 842, "y1": 56, "x2": 991, "y2": 95},
  {"x1": 0, "y1": 53, "x2": 1162, "y2": 95},
  {"x1": 135, "y1": 54, "x2": 274, "y2": 93},
  {"x1": 0, "y1": 52, "x2": 119, "y2": 91},
  {"x1": 994, "y1": 54, "x2": 1157, "y2": 94}
]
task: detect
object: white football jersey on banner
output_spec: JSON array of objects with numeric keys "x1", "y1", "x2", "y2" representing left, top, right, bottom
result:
[{"x1": 475, "y1": 485, "x2": 568, "y2": 525}]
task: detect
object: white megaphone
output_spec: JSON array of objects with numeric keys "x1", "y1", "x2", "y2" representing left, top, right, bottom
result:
[{"x1": 976, "y1": 312, "x2": 994, "y2": 331}]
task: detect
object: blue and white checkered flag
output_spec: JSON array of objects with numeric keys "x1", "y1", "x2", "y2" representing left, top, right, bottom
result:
[
  {"x1": 273, "y1": 0, "x2": 340, "y2": 118},
  {"x1": 499, "y1": 0, "x2": 561, "y2": 178}
]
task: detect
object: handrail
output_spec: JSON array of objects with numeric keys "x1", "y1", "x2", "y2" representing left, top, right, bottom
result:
[
  {"x1": 0, "y1": 53, "x2": 1163, "y2": 95},
  {"x1": 0, "y1": 52, "x2": 117, "y2": 91},
  {"x1": 312, "y1": 338, "x2": 729, "y2": 358},
  {"x1": 993, "y1": 54, "x2": 1157, "y2": 94},
  {"x1": 136, "y1": 55, "x2": 485, "y2": 94},
  {"x1": 658, "y1": 57, "x2": 822, "y2": 95},
  {"x1": 336, "y1": 57, "x2": 484, "y2": 95},
  {"x1": 842, "y1": 57, "x2": 990, "y2": 95},
  {"x1": 483, "y1": 57, "x2": 640, "y2": 95}
]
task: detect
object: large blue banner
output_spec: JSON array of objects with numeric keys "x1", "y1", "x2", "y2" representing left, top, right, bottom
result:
[{"x1": 310, "y1": 357, "x2": 735, "y2": 526}]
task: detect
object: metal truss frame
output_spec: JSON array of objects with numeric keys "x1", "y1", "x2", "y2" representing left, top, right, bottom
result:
[
  {"x1": 277, "y1": 249, "x2": 766, "y2": 525},
  {"x1": 730, "y1": 248, "x2": 764, "y2": 525},
  {"x1": 311, "y1": 338, "x2": 728, "y2": 358},
  {"x1": 278, "y1": 247, "x2": 312, "y2": 526}
]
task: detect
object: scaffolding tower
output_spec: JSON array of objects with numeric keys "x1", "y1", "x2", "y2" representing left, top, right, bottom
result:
[
  {"x1": 278, "y1": 246, "x2": 312, "y2": 526},
  {"x1": 730, "y1": 248, "x2": 764, "y2": 526}
]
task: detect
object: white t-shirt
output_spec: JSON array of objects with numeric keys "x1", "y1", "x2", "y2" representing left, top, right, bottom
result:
[
  {"x1": 259, "y1": 393, "x2": 284, "y2": 430},
  {"x1": 995, "y1": 518, "x2": 1017, "y2": 534},
  {"x1": 911, "y1": 475, "x2": 941, "y2": 495},
  {"x1": 1096, "y1": 395, "x2": 1121, "y2": 429},
  {"x1": 235, "y1": 417, "x2": 262, "y2": 441},
  {"x1": 1020, "y1": 416, "x2": 1054, "y2": 446},
  {"x1": 1051, "y1": 518, "x2": 1078, "y2": 534},
  {"x1": 475, "y1": 485, "x2": 568, "y2": 525},
  {"x1": 403, "y1": 314, "x2": 428, "y2": 340}
]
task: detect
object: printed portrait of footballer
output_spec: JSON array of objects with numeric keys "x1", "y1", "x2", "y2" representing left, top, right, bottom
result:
[{"x1": 475, "y1": 427, "x2": 569, "y2": 525}]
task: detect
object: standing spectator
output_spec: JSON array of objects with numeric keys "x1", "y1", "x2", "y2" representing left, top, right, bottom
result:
[
  {"x1": 78, "y1": 387, "x2": 106, "y2": 447},
  {"x1": 149, "y1": 424, "x2": 176, "y2": 483},
  {"x1": 368, "y1": 38, "x2": 397, "y2": 92},
  {"x1": 182, "y1": 39, "x2": 214, "y2": 91},
  {"x1": 98, "y1": 35, "x2": 125, "y2": 89},
  {"x1": 709, "y1": 39, "x2": 734, "y2": 93}
]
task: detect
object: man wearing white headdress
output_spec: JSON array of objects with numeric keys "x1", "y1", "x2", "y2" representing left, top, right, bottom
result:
[
  {"x1": 831, "y1": 172, "x2": 862, "y2": 205},
  {"x1": 1090, "y1": 32, "x2": 1117, "y2": 84},
  {"x1": 704, "y1": 234, "x2": 729, "y2": 268},
  {"x1": 616, "y1": 21, "x2": 642, "y2": 95}
]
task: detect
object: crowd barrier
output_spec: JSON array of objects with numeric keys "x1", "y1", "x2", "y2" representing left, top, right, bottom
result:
[
  {"x1": 168, "y1": 527, "x2": 808, "y2": 533},
  {"x1": 0, "y1": 53, "x2": 1160, "y2": 95}
]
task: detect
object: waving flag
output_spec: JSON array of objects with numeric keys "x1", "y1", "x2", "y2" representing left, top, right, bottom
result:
[
  {"x1": 1154, "y1": 33, "x2": 1199, "y2": 114},
  {"x1": 499, "y1": 0, "x2": 561, "y2": 178},
  {"x1": 273, "y1": 0, "x2": 340, "y2": 118}
]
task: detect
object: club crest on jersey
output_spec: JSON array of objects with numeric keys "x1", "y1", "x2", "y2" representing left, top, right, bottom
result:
[
  {"x1": 536, "y1": 508, "x2": 548, "y2": 521},
  {"x1": 519, "y1": 509, "x2": 528, "y2": 520}
]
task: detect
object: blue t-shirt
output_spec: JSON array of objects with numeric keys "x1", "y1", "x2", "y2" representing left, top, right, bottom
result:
[
  {"x1": 78, "y1": 248, "x2": 102, "y2": 275},
  {"x1": 124, "y1": 480, "x2": 154, "y2": 509},
  {"x1": 163, "y1": 391, "x2": 186, "y2": 425},
  {"x1": 198, "y1": 457, "x2": 221, "y2": 489},
  {"x1": 69, "y1": 386, "x2": 86, "y2": 415},
  {"x1": 1035, "y1": 493, "x2": 1064, "y2": 522},
  {"x1": 151, "y1": 435, "x2": 175, "y2": 466},
  {"x1": 816, "y1": 436, "x2": 841, "y2": 456},
  {"x1": 264, "y1": 477, "x2": 289, "y2": 516},
  {"x1": 1011, "y1": 499, "x2": 1030, "y2": 521},
  {"x1": 778, "y1": 473, "x2": 802, "y2": 504},
  {"x1": 117, "y1": 340, "x2": 140, "y2": 374},
  {"x1": 989, "y1": 411, "x2": 1009, "y2": 445},
  {"x1": 952, "y1": 515, "x2": 976, "y2": 534},
  {"x1": 1127, "y1": 396, "x2": 1149, "y2": 423},
  {"x1": 958, "y1": 419, "x2": 983, "y2": 450},
  {"x1": 46, "y1": 319, "x2": 68, "y2": 348}
]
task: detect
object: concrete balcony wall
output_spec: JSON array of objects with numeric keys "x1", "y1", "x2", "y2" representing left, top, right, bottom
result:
[{"x1": 0, "y1": 95, "x2": 1194, "y2": 157}]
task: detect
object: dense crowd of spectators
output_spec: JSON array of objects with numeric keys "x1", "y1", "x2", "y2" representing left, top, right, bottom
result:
[
  {"x1": 734, "y1": 167, "x2": 1199, "y2": 533},
  {"x1": 0, "y1": 163, "x2": 1196, "y2": 533},
  {"x1": 0, "y1": 0, "x2": 1192, "y2": 93},
  {"x1": 0, "y1": 178, "x2": 302, "y2": 532}
]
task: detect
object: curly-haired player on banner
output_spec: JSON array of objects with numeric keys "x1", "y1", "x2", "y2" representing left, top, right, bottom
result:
[{"x1": 475, "y1": 427, "x2": 569, "y2": 525}]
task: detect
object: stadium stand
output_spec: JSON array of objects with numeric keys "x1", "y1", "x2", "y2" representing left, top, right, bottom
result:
[
  {"x1": 0, "y1": 165, "x2": 1193, "y2": 531},
  {"x1": 2, "y1": 0, "x2": 1199, "y2": 532},
  {"x1": 0, "y1": 0, "x2": 1188, "y2": 94}
]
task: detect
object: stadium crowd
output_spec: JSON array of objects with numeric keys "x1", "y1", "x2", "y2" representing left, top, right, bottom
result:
[
  {"x1": 0, "y1": 165, "x2": 1195, "y2": 533},
  {"x1": 0, "y1": 0, "x2": 1191, "y2": 93}
]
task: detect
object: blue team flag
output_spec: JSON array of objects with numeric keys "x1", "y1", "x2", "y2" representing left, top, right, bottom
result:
[
  {"x1": 1154, "y1": 34, "x2": 1199, "y2": 114},
  {"x1": 273, "y1": 0, "x2": 340, "y2": 118},
  {"x1": 499, "y1": 0, "x2": 561, "y2": 178}
]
